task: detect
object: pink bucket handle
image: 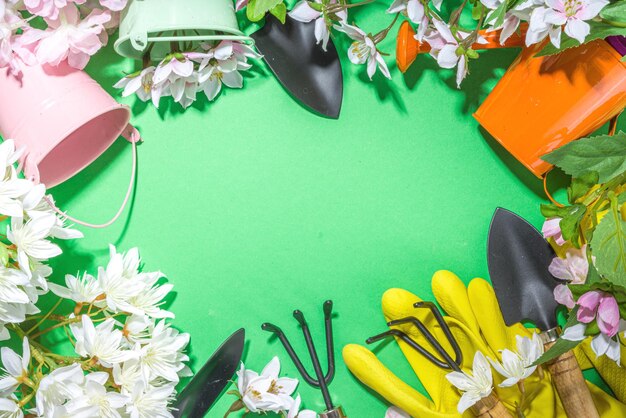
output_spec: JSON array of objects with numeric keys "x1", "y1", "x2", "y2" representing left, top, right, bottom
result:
[{"x1": 41, "y1": 124, "x2": 141, "y2": 229}]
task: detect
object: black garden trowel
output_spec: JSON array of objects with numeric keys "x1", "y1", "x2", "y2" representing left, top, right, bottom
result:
[
  {"x1": 251, "y1": 14, "x2": 343, "y2": 118},
  {"x1": 487, "y1": 208, "x2": 599, "y2": 418}
]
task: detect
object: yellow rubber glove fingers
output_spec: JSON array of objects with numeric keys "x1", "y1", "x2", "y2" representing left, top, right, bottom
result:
[
  {"x1": 431, "y1": 270, "x2": 481, "y2": 337},
  {"x1": 381, "y1": 288, "x2": 495, "y2": 405},
  {"x1": 587, "y1": 380, "x2": 626, "y2": 416},
  {"x1": 580, "y1": 339, "x2": 626, "y2": 403},
  {"x1": 342, "y1": 344, "x2": 462, "y2": 418},
  {"x1": 467, "y1": 278, "x2": 532, "y2": 353}
]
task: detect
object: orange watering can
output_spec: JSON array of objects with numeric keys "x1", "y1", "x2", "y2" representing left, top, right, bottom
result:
[
  {"x1": 474, "y1": 38, "x2": 626, "y2": 178},
  {"x1": 396, "y1": 21, "x2": 527, "y2": 73}
]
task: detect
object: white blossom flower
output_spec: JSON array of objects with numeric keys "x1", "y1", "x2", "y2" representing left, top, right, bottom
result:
[
  {"x1": 0, "y1": 140, "x2": 23, "y2": 173},
  {"x1": 0, "y1": 266, "x2": 30, "y2": 305},
  {"x1": 236, "y1": 357, "x2": 299, "y2": 413},
  {"x1": 0, "y1": 337, "x2": 30, "y2": 393},
  {"x1": 549, "y1": 245, "x2": 589, "y2": 284},
  {"x1": 136, "y1": 320, "x2": 190, "y2": 383},
  {"x1": 115, "y1": 66, "x2": 158, "y2": 104},
  {"x1": 387, "y1": 0, "x2": 430, "y2": 39},
  {"x1": 63, "y1": 372, "x2": 129, "y2": 417},
  {"x1": 48, "y1": 273, "x2": 103, "y2": 304},
  {"x1": 0, "y1": 396, "x2": 23, "y2": 418},
  {"x1": 126, "y1": 381, "x2": 175, "y2": 418},
  {"x1": 287, "y1": 394, "x2": 317, "y2": 418},
  {"x1": 489, "y1": 333, "x2": 543, "y2": 387},
  {"x1": 424, "y1": 19, "x2": 481, "y2": 87},
  {"x1": 334, "y1": 22, "x2": 390, "y2": 80},
  {"x1": 97, "y1": 254, "x2": 144, "y2": 314},
  {"x1": 541, "y1": 0, "x2": 609, "y2": 46},
  {"x1": 72, "y1": 315, "x2": 135, "y2": 367},
  {"x1": 289, "y1": 0, "x2": 346, "y2": 51},
  {"x1": 35, "y1": 363, "x2": 85, "y2": 417},
  {"x1": 7, "y1": 214, "x2": 61, "y2": 277},
  {"x1": 446, "y1": 351, "x2": 493, "y2": 413},
  {"x1": 0, "y1": 175, "x2": 32, "y2": 218},
  {"x1": 112, "y1": 359, "x2": 144, "y2": 394}
]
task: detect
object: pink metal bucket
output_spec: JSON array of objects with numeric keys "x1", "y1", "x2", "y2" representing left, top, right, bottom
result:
[{"x1": 0, "y1": 62, "x2": 139, "y2": 188}]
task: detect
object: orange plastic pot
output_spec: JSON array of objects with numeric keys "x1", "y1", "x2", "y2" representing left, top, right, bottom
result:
[
  {"x1": 474, "y1": 40, "x2": 626, "y2": 178},
  {"x1": 396, "y1": 21, "x2": 527, "y2": 73}
]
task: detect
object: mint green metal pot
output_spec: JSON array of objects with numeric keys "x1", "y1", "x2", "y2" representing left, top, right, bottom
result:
[{"x1": 114, "y1": 0, "x2": 252, "y2": 60}]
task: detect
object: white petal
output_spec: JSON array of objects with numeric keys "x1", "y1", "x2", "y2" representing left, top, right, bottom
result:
[
  {"x1": 564, "y1": 18, "x2": 589, "y2": 44},
  {"x1": 289, "y1": 1, "x2": 320, "y2": 22}
]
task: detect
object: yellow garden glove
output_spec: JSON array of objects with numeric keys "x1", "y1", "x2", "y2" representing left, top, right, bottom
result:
[
  {"x1": 578, "y1": 334, "x2": 626, "y2": 402},
  {"x1": 343, "y1": 271, "x2": 626, "y2": 417},
  {"x1": 448, "y1": 272, "x2": 626, "y2": 416}
]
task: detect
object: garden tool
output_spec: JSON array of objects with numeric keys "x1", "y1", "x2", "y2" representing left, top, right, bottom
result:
[
  {"x1": 251, "y1": 15, "x2": 343, "y2": 119},
  {"x1": 367, "y1": 303, "x2": 512, "y2": 418},
  {"x1": 487, "y1": 208, "x2": 599, "y2": 418},
  {"x1": 433, "y1": 271, "x2": 626, "y2": 416},
  {"x1": 115, "y1": 0, "x2": 252, "y2": 61},
  {"x1": 172, "y1": 329, "x2": 245, "y2": 418},
  {"x1": 474, "y1": 39, "x2": 626, "y2": 178},
  {"x1": 396, "y1": 21, "x2": 527, "y2": 73},
  {"x1": 343, "y1": 271, "x2": 626, "y2": 418},
  {"x1": 262, "y1": 300, "x2": 346, "y2": 418},
  {"x1": 0, "y1": 62, "x2": 139, "y2": 228},
  {"x1": 343, "y1": 280, "x2": 562, "y2": 418}
]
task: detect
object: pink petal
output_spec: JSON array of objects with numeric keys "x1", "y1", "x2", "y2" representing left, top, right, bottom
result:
[
  {"x1": 554, "y1": 284, "x2": 575, "y2": 309},
  {"x1": 577, "y1": 291, "x2": 603, "y2": 323},
  {"x1": 597, "y1": 296, "x2": 620, "y2": 337}
]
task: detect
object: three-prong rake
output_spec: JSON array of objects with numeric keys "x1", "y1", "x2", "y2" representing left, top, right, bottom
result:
[{"x1": 262, "y1": 300, "x2": 346, "y2": 418}]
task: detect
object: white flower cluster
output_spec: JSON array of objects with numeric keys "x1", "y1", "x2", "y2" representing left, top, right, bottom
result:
[
  {"x1": 446, "y1": 334, "x2": 543, "y2": 413},
  {"x1": 232, "y1": 357, "x2": 316, "y2": 418},
  {"x1": 0, "y1": 139, "x2": 82, "y2": 341},
  {"x1": 115, "y1": 40, "x2": 261, "y2": 109},
  {"x1": 385, "y1": 0, "x2": 609, "y2": 86},
  {"x1": 0, "y1": 245, "x2": 189, "y2": 418}
]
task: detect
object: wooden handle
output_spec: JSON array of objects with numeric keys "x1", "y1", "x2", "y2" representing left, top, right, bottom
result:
[
  {"x1": 471, "y1": 393, "x2": 512, "y2": 418},
  {"x1": 544, "y1": 343, "x2": 599, "y2": 418}
]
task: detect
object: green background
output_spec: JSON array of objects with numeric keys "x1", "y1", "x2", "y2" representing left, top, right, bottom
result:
[{"x1": 7, "y1": 2, "x2": 620, "y2": 417}]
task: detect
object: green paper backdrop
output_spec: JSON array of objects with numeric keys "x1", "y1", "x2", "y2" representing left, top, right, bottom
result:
[{"x1": 5, "y1": 3, "x2": 619, "y2": 417}]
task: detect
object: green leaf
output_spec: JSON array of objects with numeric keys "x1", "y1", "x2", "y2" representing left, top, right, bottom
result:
[
  {"x1": 591, "y1": 201, "x2": 626, "y2": 286},
  {"x1": 584, "y1": 321, "x2": 600, "y2": 336},
  {"x1": 568, "y1": 171, "x2": 600, "y2": 204},
  {"x1": 533, "y1": 337, "x2": 582, "y2": 366},
  {"x1": 542, "y1": 132, "x2": 626, "y2": 183},
  {"x1": 269, "y1": 3, "x2": 287, "y2": 23},
  {"x1": 486, "y1": 0, "x2": 507, "y2": 27},
  {"x1": 600, "y1": 2, "x2": 626, "y2": 25},
  {"x1": 246, "y1": 0, "x2": 283, "y2": 21},
  {"x1": 586, "y1": 264, "x2": 603, "y2": 284},
  {"x1": 307, "y1": 1, "x2": 324, "y2": 12},
  {"x1": 536, "y1": 21, "x2": 626, "y2": 57},
  {"x1": 559, "y1": 204, "x2": 587, "y2": 243}
]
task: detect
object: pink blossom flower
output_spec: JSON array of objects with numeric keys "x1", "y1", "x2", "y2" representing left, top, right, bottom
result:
[
  {"x1": 542, "y1": 217, "x2": 566, "y2": 246},
  {"x1": 548, "y1": 246, "x2": 588, "y2": 284},
  {"x1": 577, "y1": 291, "x2": 620, "y2": 337},
  {"x1": 554, "y1": 284, "x2": 575, "y2": 309},
  {"x1": 99, "y1": 0, "x2": 128, "y2": 11},
  {"x1": 235, "y1": 0, "x2": 248, "y2": 11},
  {"x1": 24, "y1": 0, "x2": 87, "y2": 20},
  {"x1": 35, "y1": 6, "x2": 111, "y2": 69}
]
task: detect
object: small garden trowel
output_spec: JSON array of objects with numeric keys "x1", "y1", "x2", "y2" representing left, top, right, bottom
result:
[
  {"x1": 487, "y1": 208, "x2": 599, "y2": 418},
  {"x1": 251, "y1": 15, "x2": 343, "y2": 118}
]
